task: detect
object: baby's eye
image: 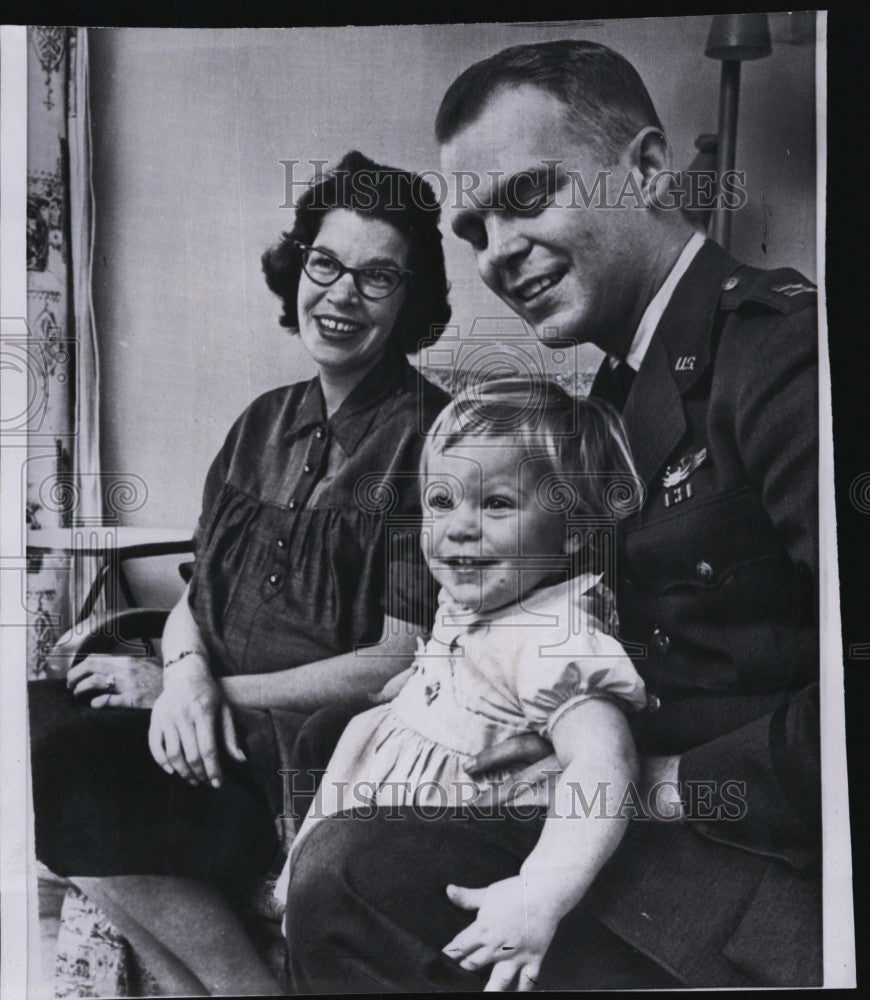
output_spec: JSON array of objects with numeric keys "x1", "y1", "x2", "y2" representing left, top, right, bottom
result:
[{"x1": 484, "y1": 494, "x2": 516, "y2": 511}]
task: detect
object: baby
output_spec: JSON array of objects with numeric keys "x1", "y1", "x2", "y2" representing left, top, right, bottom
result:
[{"x1": 277, "y1": 376, "x2": 648, "y2": 990}]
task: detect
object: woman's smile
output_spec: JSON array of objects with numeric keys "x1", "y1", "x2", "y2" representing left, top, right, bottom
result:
[{"x1": 313, "y1": 313, "x2": 368, "y2": 339}]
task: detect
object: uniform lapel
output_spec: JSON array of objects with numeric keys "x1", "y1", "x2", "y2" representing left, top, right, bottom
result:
[
  {"x1": 617, "y1": 240, "x2": 739, "y2": 490},
  {"x1": 620, "y1": 334, "x2": 685, "y2": 489}
]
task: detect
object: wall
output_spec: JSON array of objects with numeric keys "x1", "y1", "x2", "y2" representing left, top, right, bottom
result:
[{"x1": 90, "y1": 16, "x2": 817, "y2": 532}]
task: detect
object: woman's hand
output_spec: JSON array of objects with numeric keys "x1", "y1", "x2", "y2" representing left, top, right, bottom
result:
[
  {"x1": 442, "y1": 877, "x2": 562, "y2": 991},
  {"x1": 148, "y1": 654, "x2": 246, "y2": 787},
  {"x1": 66, "y1": 654, "x2": 164, "y2": 709}
]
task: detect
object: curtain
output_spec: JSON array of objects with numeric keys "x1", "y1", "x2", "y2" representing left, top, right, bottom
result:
[{"x1": 26, "y1": 28, "x2": 102, "y2": 679}]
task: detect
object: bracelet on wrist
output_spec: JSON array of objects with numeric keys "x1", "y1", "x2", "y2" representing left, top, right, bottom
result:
[{"x1": 163, "y1": 649, "x2": 207, "y2": 670}]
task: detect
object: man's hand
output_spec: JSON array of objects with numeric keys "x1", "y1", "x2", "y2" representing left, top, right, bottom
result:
[
  {"x1": 465, "y1": 733, "x2": 553, "y2": 775},
  {"x1": 464, "y1": 733, "x2": 558, "y2": 809},
  {"x1": 66, "y1": 654, "x2": 164, "y2": 709},
  {"x1": 148, "y1": 654, "x2": 246, "y2": 787},
  {"x1": 465, "y1": 734, "x2": 684, "y2": 820},
  {"x1": 640, "y1": 753, "x2": 684, "y2": 821},
  {"x1": 442, "y1": 877, "x2": 562, "y2": 991}
]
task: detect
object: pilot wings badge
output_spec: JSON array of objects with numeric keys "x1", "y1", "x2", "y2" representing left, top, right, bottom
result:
[{"x1": 662, "y1": 446, "x2": 708, "y2": 507}]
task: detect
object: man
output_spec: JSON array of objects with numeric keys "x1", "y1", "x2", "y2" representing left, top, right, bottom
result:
[{"x1": 286, "y1": 40, "x2": 819, "y2": 990}]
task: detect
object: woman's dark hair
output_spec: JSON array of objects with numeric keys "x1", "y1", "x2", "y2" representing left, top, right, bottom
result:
[{"x1": 262, "y1": 150, "x2": 451, "y2": 356}]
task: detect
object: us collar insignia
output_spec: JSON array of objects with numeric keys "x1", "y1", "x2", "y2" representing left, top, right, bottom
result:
[{"x1": 662, "y1": 446, "x2": 708, "y2": 507}]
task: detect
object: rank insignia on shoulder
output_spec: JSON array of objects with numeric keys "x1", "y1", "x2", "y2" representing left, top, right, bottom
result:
[
  {"x1": 771, "y1": 282, "x2": 816, "y2": 297},
  {"x1": 721, "y1": 268, "x2": 816, "y2": 315},
  {"x1": 662, "y1": 447, "x2": 707, "y2": 507}
]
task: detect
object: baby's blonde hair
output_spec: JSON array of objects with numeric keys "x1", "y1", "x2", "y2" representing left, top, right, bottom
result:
[{"x1": 421, "y1": 375, "x2": 641, "y2": 521}]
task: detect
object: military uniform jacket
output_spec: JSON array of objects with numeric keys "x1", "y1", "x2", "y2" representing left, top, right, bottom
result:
[{"x1": 586, "y1": 239, "x2": 820, "y2": 986}]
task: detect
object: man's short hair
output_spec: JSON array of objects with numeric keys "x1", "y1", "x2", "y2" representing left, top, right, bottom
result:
[{"x1": 435, "y1": 40, "x2": 663, "y2": 163}]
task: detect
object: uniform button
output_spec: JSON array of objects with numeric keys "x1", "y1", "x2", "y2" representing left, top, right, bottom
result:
[
  {"x1": 652, "y1": 627, "x2": 670, "y2": 654},
  {"x1": 315, "y1": 427, "x2": 324, "y2": 440},
  {"x1": 289, "y1": 498, "x2": 297, "y2": 510},
  {"x1": 722, "y1": 275, "x2": 739, "y2": 291},
  {"x1": 268, "y1": 573, "x2": 280, "y2": 586},
  {"x1": 303, "y1": 463, "x2": 312, "y2": 474},
  {"x1": 695, "y1": 560, "x2": 714, "y2": 582},
  {"x1": 276, "y1": 537, "x2": 287, "y2": 550}
]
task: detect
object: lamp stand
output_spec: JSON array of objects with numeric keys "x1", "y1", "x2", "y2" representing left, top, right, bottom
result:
[{"x1": 711, "y1": 59, "x2": 741, "y2": 250}]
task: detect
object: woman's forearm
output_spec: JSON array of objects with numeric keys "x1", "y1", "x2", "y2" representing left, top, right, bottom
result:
[
  {"x1": 520, "y1": 700, "x2": 638, "y2": 920},
  {"x1": 220, "y1": 617, "x2": 423, "y2": 713},
  {"x1": 161, "y1": 584, "x2": 209, "y2": 667}
]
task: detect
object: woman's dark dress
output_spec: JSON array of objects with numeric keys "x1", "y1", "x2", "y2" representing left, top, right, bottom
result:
[{"x1": 29, "y1": 354, "x2": 448, "y2": 899}]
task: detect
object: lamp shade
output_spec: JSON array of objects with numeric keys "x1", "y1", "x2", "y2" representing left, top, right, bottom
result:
[{"x1": 705, "y1": 13, "x2": 772, "y2": 61}]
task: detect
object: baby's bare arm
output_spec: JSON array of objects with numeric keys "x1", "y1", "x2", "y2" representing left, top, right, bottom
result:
[
  {"x1": 521, "y1": 699, "x2": 638, "y2": 912},
  {"x1": 442, "y1": 699, "x2": 637, "y2": 990}
]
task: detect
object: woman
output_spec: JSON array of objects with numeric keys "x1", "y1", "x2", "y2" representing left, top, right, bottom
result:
[{"x1": 29, "y1": 150, "x2": 451, "y2": 994}]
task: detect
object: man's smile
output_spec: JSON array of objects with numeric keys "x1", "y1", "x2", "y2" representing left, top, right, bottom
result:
[{"x1": 509, "y1": 268, "x2": 567, "y2": 305}]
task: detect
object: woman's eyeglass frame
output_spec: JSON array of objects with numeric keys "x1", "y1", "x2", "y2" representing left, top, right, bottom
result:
[{"x1": 294, "y1": 240, "x2": 412, "y2": 301}]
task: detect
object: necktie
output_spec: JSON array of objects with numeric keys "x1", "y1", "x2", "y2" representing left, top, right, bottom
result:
[{"x1": 593, "y1": 359, "x2": 636, "y2": 411}]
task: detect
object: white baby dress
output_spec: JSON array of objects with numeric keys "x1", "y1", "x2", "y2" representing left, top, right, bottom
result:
[{"x1": 275, "y1": 573, "x2": 647, "y2": 906}]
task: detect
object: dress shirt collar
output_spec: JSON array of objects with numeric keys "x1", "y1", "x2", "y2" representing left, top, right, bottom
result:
[
  {"x1": 617, "y1": 231, "x2": 707, "y2": 373},
  {"x1": 284, "y1": 350, "x2": 408, "y2": 454},
  {"x1": 287, "y1": 379, "x2": 328, "y2": 438}
]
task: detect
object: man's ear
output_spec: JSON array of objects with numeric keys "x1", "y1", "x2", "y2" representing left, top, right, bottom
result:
[{"x1": 623, "y1": 125, "x2": 672, "y2": 209}]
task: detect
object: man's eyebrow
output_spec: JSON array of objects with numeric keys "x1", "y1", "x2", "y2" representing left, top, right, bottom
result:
[
  {"x1": 509, "y1": 162, "x2": 561, "y2": 183},
  {"x1": 459, "y1": 161, "x2": 563, "y2": 210},
  {"x1": 510, "y1": 162, "x2": 565, "y2": 193}
]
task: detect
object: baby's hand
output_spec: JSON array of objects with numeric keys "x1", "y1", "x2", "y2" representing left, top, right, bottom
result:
[{"x1": 442, "y1": 877, "x2": 562, "y2": 991}]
